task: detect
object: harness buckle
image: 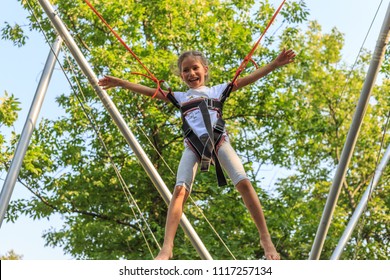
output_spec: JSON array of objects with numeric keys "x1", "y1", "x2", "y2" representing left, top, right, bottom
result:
[
  {"x1": 207, "y1": 98, "x2": 214, "y2": 109},
  {"x1": 214, "y1": 121, "x2": 225, "y2": 133},
  {"x1": 200, "y1": 157, "x2": 211, "y2": 172}
]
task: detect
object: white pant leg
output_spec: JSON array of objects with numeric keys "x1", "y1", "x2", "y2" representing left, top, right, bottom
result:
[
  {"x1": 175, "y1": 146, "x2": 199, "y2": 193},
  {"x1": 217, "y1": 140, "x2": 248, "y2": 186}
]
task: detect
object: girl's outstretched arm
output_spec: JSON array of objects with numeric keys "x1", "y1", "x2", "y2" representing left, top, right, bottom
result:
[
  {"x1": 98, "y1": 75, "x2": 170, "y2": 102},
  {"x1": 232, "y1": 48, "x2": 295, "y2": 92}
]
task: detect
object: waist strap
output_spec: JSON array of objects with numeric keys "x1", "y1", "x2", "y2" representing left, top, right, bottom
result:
[{"x1": 182, "y1": 99, "x2": 227, "y2": 186}]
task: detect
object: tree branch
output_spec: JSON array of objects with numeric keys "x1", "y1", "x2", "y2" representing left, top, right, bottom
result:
[{"x1": 17, "y1": 178, "x2": 139, "y2": 230}]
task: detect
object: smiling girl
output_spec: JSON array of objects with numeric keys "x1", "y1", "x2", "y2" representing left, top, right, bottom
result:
[{"x1": 98, "y1": 48, "x2": 295, "y2": 260}]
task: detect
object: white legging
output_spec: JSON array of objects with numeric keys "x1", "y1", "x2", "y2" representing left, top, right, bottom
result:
[{"x1": 175, "y1": 138, "x2": 248, "y2": 193}]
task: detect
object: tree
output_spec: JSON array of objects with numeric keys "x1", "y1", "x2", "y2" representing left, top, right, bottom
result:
[
  {"x1": 264, "y1": 22, "x2": 390, "y2": 259},
  {"x1": 0, "y1": 250, "x2": 23, "y2": 260},
  {"x1": 1, "y1": 0, "x2": 388, "y2": 260},
  {"x1": 1, "y1": 91, "x2": 21, "y2": 180}
]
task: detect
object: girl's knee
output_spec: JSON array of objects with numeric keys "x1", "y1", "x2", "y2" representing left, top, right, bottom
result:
[
  {"x1": 174, "y1": 184, "x2": 189, "y2": 199},
  {"x1": 235, "y1": 179, "x2": 252, "y2": 193}
]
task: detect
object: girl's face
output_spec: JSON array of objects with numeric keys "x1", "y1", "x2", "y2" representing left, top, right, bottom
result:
[{"x1": 180, "y1": 56, "x2": 208, "y2": 89}]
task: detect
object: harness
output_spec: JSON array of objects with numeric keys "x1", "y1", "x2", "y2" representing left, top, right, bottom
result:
[{"x1": 167, "y1": 84, "x2": 234, "y2": 186}]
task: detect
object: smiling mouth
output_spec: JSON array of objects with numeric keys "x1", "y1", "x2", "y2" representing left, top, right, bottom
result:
[{"x1": 189, "y1": 77, "x2": 199, "y2": 82}]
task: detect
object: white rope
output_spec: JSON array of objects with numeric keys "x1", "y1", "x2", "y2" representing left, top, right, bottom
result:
[{"x1": 27, "y1": 0, "x2": 161, "y2": 258}]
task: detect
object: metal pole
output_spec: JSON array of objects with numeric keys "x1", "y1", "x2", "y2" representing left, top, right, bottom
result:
[
  {"x1": 37, "y1": 0, "x2": 213, "y2": 260},
  {"x1": 309, "y1": 3, "x2": 390, "y2": 260},
  {"x1": 331, "y1": 144, "x2": 390, "y2": 259},
  {"x1": 0, "y1": 37, "x2": 63, "y2": 227}
]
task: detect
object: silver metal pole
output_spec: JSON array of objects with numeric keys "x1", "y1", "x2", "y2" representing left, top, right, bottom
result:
[
  {"x1": 37, "y1": 0, "x2": 213, "y2": 260},
  {"x1": 309, "y1": 3, "x2": 390, "y2": 260},
  {"x1": 0, "y1": 37, "x2": 63, "y2": 227},
  {"x1": 331, "y1": 144, "x2": 390, "y2": 259}
]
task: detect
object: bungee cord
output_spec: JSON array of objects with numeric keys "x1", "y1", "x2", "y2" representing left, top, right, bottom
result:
[
  {"x1": 26, "y1": 0, "x2": 161, "y2": 258},
  {"x1": 230, "y1": 0, "x2": 287, "y2": 86},
  {"x1": 83, "y1": 0, "x2": 170, "y2": 99}
]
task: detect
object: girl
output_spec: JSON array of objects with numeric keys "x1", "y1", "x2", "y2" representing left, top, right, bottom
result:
[{"x1": 98, "y1": 48, "x2": 295, "y2": 260}]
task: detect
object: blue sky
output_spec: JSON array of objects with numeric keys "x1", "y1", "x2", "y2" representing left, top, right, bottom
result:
[{"x1": 0, "y1": 0, "x2": 388, "y2": 260}]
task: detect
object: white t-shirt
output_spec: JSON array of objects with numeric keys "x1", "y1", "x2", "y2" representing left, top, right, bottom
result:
[{"x1": 173, "y1": 83, "x2": 228, "y2": 137}]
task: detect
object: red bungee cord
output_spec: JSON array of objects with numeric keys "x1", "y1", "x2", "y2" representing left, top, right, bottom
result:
[
  {"x1": 83, "y1": 0, "x2": 167, "y2": 98},
  {"x1": 84, "y1": 0, "x2": 286, "y2": 97},
  {"x1": 230, "y1": 0, "x2": 287, "y2": 86}
]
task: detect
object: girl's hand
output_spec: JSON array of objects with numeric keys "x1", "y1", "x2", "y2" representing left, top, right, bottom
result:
[
  {"x1": 98, "y1": 75, "x2": 121, "y2": 90},
  {"x1": 274, "y1": 48, "x2": 296, "y2": 67}
]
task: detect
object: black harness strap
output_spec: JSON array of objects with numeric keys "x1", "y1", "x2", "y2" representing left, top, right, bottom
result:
[
  {"x1": 220, "y1": 83, "x2": 234, "y2": 103},
  {"x1": 167, "y1": 91, "x2": 181, "y2": 109},
  {"x1": 198, "y1": 101, "x2": 215, "y2": 171},
  {"x1": 168, "y1": 84, "x2": 234, "y2": 186}
]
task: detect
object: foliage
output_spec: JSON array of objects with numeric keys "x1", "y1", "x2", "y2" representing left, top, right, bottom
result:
[
  {"x1": 0, "y1": 91, "x2": 21, "y2": 127},
  {"x1": 0, "y1": 91, "x2": 21, "y2": 170},
  {"x1": 1, "y1": 22, "x2": 27, "y2": 47},
  {"x1": 1, "y1": 0, "x2": 389, "y2": 260},
  {"x1": 0, "y1": 250, "x2": 23, "y2": 260}
]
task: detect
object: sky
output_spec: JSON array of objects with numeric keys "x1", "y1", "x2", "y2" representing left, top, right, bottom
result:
[{"x1": 0, "y1": 0, "x2": 389, "y2": 260}]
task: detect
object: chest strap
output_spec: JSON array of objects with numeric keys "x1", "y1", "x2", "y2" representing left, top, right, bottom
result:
[
  {"x1": 166, "y1": 84, "x2": 233, "y2": 186},
  {"x1": 180, "y1": 98, "x2": 223, "y2": 115}
]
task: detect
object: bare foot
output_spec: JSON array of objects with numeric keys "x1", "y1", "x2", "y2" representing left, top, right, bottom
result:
[
  {"x1": 154, "y1": 247, "x2": 173, "y2": 260},
  {"x1": 260, "y1": 236, "x2": 280, "y2": 260}
]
